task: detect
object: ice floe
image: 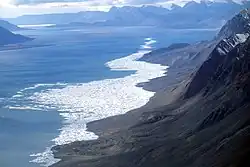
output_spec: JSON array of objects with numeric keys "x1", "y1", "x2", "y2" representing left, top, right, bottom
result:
[{"x1": 7, "y1": 38, "x2": 169, "y2": 166}]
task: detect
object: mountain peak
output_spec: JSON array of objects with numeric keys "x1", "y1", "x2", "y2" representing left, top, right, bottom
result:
[
  {"x1": 109, "y1": 6, "x2": 139, "y2": 13},
  {"x1": 185, "y1": 9, "x2": 250, "y2": 99},
  {"x1": 240, "y1": 8, "x2": 250, "y2": 19},
  {"x1": 218, "y1": 8, "x2": 250, "y2": 38},
  {"x1": 170, "y1": 4, "x2": 182, "y2": 10},
  {"x1": 184, "y1": 1, "x2": 200, "y2": 7}
]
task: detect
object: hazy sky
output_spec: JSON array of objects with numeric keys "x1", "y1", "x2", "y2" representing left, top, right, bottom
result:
[{"x1": 0, "y1": 0, "x2": 243, "y2": 18}]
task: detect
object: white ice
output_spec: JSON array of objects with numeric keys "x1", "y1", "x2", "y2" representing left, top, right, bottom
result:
[{"x1": 7, "y1": 38, "x2": 169, "y2": 166}]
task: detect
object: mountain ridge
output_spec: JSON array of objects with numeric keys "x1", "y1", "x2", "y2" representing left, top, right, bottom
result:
[
  {"x1": 185, "y1": 9, "x2": 250, "y2": 99},
  {"x1": 4, "y1": 2, "x2": 248, "y2": 29}
]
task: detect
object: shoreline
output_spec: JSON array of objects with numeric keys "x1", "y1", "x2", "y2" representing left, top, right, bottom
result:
[
  {"x1": 11, "y1": 37, "x2": 169, "y2": 166},
  {"x1": 85, "y1": 40, "x2": 217, "y2": 137},
  {"x1": 49, "y1": 33, "x2": 218, "y2": 167},
  {"x1": 49, "y1": 40, "x2": 196, "y2": 166},
  {"x1": 0, "y1": 44, "x2": 53, "y2": 52},
  {"x1": 49, "y1": 39, "x2": 214, "y2": 167},
  {"x1": 3, "y1": 37, "x2": 170, "y2": 167}
]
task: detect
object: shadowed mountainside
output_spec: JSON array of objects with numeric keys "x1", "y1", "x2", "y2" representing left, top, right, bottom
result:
[
  {"x1": 0, "y1": 26, "x2": 32, "y2": 46},
  {"x1": 0, "y1": 20, "x2": 22, "y2": 31},
  {"x1": 51, "y1": 9, "x2": 250, "y2": 167}
]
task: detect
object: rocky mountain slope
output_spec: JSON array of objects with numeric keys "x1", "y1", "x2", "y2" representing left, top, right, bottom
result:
[
  {"x1": 0, "y1": 26, "x2": 32, "y2": 46},
  {"x1": 51, "y1": 9, "x2": 250, "y2": 167}
]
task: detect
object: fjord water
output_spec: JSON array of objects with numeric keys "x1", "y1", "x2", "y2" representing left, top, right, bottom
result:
[{"x1": 0, "y1": 26, "x2": 217, "y2": 167}]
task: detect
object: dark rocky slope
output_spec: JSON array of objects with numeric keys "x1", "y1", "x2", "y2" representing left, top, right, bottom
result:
[{"x1": 51, "y1": 9, "x2": 250, "y2": 167}]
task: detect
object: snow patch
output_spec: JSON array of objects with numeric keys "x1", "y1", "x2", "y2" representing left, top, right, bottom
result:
[{"x1": 235, "y1": 33, "x2": 249, "y2": 43}]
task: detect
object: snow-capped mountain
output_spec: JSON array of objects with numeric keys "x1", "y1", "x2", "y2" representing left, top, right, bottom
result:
[{"x1": 5, "y1": 1, "x2": 249, "y2": 29}]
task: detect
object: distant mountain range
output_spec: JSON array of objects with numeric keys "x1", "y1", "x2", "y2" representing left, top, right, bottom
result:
[
  {"x1": 0, "y1": 26, "x2": 32, "y2": 46},
  {"x1": 5, "y1": 1, "x2": 249, "y2": 29}
]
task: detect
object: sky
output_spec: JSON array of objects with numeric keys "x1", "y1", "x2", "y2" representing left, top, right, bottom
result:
[{"x1": 0, "y1": 0, "x2": 243, "y2": 18}]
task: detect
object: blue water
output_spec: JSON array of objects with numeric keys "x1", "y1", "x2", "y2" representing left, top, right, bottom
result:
[{"x1": 0, "y1": 26, "x2": 218, "y2": 167}]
